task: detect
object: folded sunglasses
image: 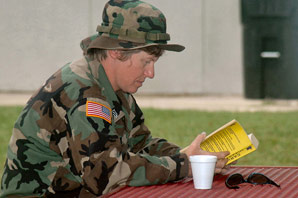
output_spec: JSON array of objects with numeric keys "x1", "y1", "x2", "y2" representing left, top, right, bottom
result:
[{"x1": 225, "y1": 172, "x2": 281, "y2": 189}]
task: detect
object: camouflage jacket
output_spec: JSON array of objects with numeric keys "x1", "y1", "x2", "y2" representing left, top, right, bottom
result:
[{"x1": 0, "y1": 56, "x2": 189, "y2": 197}]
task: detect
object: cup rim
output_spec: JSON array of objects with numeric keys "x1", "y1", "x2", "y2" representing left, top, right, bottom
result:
[{"x1": 189, "y1": 155, "x2": 217, "y2": 163}]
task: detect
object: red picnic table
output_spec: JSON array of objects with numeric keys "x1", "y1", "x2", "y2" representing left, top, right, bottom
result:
[{"x1": 105, "y1": 166, "x2": 298, "y2": 198}]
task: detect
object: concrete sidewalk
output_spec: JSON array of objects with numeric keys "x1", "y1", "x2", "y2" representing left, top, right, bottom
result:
[
  {"x1": 1, "y1": 92, "x2": 298, "y2": 112},
  {"x1": 135, "y1": 95, "x2": 298, "y2": 112}
]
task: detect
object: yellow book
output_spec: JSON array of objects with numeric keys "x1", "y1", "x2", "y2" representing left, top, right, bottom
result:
[{"x1": 200, "y1": 119, "x2": 259, "y2": 165}]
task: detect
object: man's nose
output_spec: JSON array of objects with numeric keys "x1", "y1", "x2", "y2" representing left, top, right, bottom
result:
[{"x1": 144, "y1": 64, "x2": 155, "y2": 79}]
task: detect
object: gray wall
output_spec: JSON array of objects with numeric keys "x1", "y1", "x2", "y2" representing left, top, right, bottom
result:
[{"x1": 0, "y1": 0, "x2": 243, "y2": 95}]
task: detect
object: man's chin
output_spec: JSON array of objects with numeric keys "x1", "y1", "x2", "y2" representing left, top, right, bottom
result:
[
  {"x1": 129, "y1": 89, "x2": 138, "y2": 94},
  {"x1": 122, "y1": 87, "x2": 139, "y2": 94}
]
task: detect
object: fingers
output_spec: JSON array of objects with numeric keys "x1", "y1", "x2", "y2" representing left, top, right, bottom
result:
[
  {"x1": 216, "y1": 151, "x2": 230, "y2": 159},
  {"x1": 216, "y1": 160, "x2": 237, "y2": 175},
  {"x1": 214, "y1": 156, "x2": 229, "y2": 174},
  {"x1": 215, "y1": 166, "x2": 230, "y2": 175},
  {"x1": 215, "y1": 163, "x2": 232, "y2": 175},
  {"x1": 202, "y1": 150, "x2": 230, "y2": 160},
  {"x1": 216, "y1": 158, "x2": 229, "y2": 169}
]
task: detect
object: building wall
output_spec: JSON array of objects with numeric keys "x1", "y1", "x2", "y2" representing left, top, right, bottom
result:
[{"x1": 0, "y1": 0, "x2": 243, "y2": 95}]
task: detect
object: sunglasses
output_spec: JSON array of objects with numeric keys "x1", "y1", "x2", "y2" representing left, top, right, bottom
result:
[{"x1": 225, "y1": 172, "x2": 281, "y2": 189}]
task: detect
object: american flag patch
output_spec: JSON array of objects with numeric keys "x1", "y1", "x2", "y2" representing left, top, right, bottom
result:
[{"x1": 86, "y1": 101, "x2": 112, "y2": 123}]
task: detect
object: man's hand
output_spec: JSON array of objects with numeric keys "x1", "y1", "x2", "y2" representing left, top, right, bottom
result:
[{"x1": 181, "y1": 132, "x2": 233, "y2": 177}]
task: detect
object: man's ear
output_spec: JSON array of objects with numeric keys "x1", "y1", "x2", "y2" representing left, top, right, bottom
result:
[{"x1": 108, "y1": 50, "x2": 121, "y2": 60}]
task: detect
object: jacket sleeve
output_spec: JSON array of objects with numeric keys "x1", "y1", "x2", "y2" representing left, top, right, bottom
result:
[
  {"x1": 128, "y1": 95, "x2": 184, "y2": 155},
  {"x1": 64, "y1": 99, "x2": 189, "y2": 196},
  {"x1": 127, "y1": 96, "x2": 189, "y2": 183}
]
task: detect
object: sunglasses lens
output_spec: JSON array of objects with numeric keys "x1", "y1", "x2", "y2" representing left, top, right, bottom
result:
[
  {"x1": 247, "y1": 173, "x2": 268, "y2": 184},
  {"x1": 247, "y1": 173, "x2": 280, "y2": 187},
  {"x1": 225, "y1": 173, "x2": 245, "y2": 189}
]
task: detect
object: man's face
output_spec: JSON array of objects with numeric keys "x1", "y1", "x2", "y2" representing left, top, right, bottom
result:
[{"x1": 114, "y1": 51, "x2": 158, "y2": 93}]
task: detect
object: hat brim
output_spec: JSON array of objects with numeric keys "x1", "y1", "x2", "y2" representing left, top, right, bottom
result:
[{"x1": 87, "y1": 35, "x2": 185, "y2": 52}]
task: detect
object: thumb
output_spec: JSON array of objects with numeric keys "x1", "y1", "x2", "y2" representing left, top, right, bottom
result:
[
  {"x1": 181, "y1": 132, "x2": 207, "y2": 154},
  {"x1": 191, "y1": 132, "x2": 206, "y2": 147}
]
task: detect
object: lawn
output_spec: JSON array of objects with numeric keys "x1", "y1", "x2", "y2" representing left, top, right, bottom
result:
[
  {"x1": 0, "y1": 106, "x2": 24, "y2": 175},
  {"x1": 0, "y1": 106, "x2": 298, "y2": 177},
  {"x1": 143, "y1": 108, "x2": 298, "y2": 166}
]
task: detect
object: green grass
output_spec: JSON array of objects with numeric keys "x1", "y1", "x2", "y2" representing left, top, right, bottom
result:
[
  {"x1": 0, "y1": 106, "x2": 298, "y2": 177},
  {"x1": 143, "y1": 108, "x2": 298, "y2": 166},
  {"x1": 0, "y1": 106, "x2": 24, "y2": 176}
]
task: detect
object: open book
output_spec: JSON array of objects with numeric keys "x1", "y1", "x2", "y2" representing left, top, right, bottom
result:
[{"x1": 200, "y1": 119, "x2": 259, "y2": 165}]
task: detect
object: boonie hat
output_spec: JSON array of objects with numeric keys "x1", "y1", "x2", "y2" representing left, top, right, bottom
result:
[{"x1": 81, "y1": 0, "x2": 185, "y2": 53}]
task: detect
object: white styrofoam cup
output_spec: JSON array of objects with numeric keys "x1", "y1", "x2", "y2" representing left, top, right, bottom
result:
[{"x1": 189, "y1": 155, "x2": 217, "y2": 189}]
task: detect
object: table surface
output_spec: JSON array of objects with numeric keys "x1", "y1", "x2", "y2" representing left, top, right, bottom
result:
[{"x1": 105, "y1": 166, "x2": 298, "y2": 198}]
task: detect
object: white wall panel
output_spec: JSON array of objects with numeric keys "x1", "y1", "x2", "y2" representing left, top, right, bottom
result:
[{"x1": 0, "y1": 0, "x2": 243, "y2": 95}]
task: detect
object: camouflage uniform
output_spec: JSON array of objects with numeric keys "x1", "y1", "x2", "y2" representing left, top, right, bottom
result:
[{"x1": 0, "y1": 0, "x2": 187, "y2": 197}]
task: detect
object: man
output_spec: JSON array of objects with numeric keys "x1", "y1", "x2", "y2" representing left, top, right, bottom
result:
[{"x1": 0, "y1": 0, "x2": 231, "y2": 197}]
